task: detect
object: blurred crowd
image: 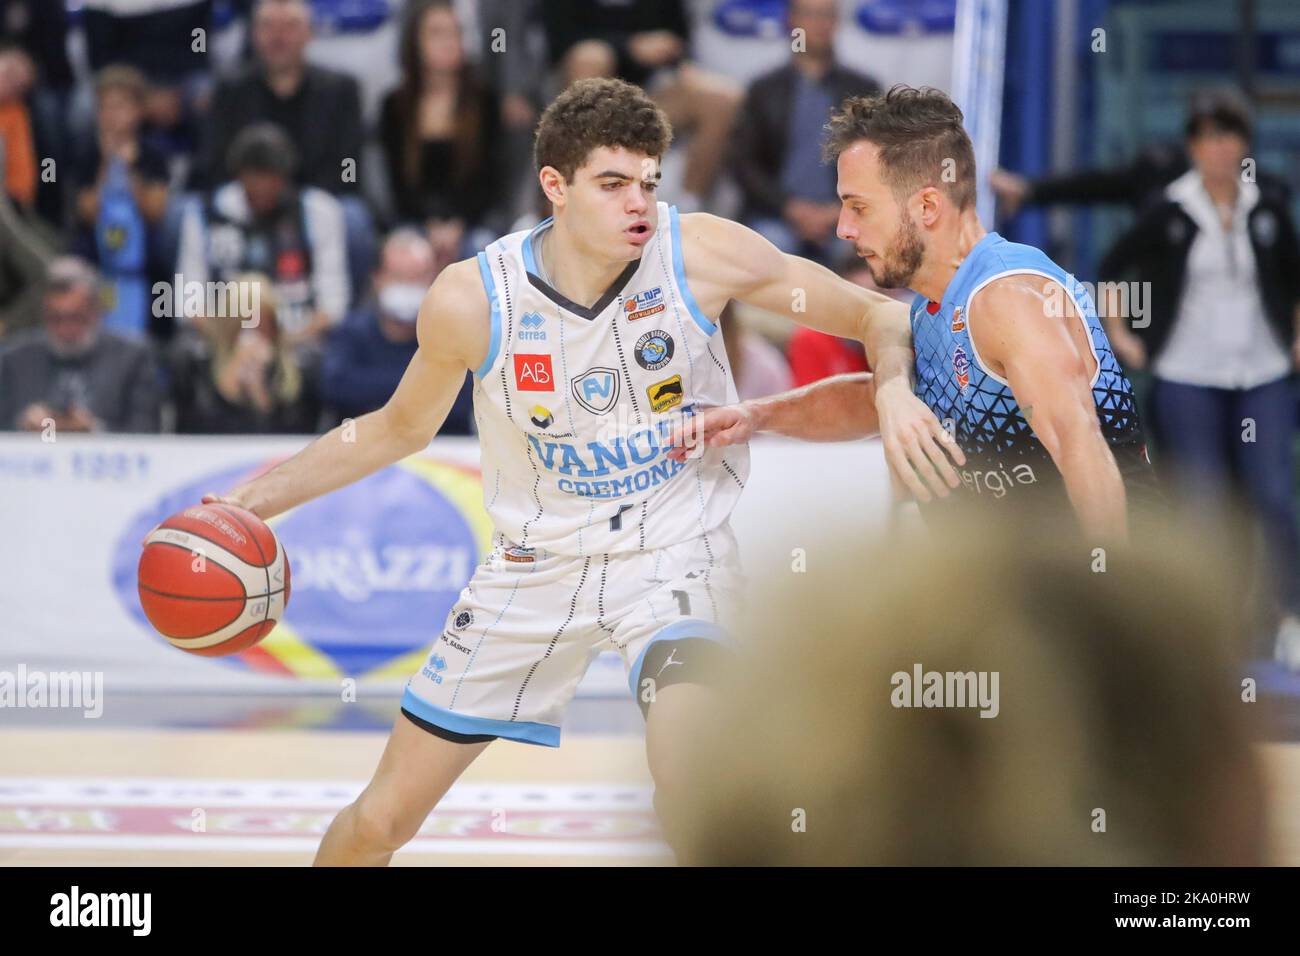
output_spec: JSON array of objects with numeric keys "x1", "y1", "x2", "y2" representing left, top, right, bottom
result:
[
  {"x1": 2, "y1": 1, "x2": 1299, "y2": 658},
  {"x1": 0, "y1": 0, "x2": 892, "y2": 438}
]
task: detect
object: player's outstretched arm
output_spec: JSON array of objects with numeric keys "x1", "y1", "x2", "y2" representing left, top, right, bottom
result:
[
  {"x1": 667, "y1": 372, "x2": 878, "y2": 461},
  {"x1": 968, "y1": 275, "x2": 1128, "y2": 541},
  {"x1": 675, "y1": 212, "x2": 964, "y2": 499},
  {"x1": 206, "y1": 259, "x2": 488, "y2": 520}
]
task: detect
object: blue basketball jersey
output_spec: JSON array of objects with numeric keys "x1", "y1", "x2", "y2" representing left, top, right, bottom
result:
[{"x1": 910, "y1": 231, "x2": 1151, "y2": 510}]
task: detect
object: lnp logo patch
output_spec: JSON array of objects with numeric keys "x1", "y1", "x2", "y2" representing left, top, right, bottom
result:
[
  {"x1": 625, "y1": 287, "x2": 666, "y2": 321},
  {"x1": 953, "y1": 345, "x2": 970, "y2": 391},
  {"x1": 519, "y1": 311, "x2": 547, "y2": 341},
  {"x1": 572, "y1": 367, "x2": 620, "y2": 414},
  {"x1": 514, "y1": 354, "x2": 554, "y2": 391},
  {"x1": 529, "y1": 405, "x2": 553, "y2": 429},
  {"x1": 635, "y1": 330, "x2": 674, "y2": 371},
  {"x1": 647, "y1": 374, "x2": 684, "y2": 413}
]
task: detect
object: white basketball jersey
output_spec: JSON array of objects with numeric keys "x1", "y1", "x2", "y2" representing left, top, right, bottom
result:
[{"x1": 471, "y1": 202, "x2": 749, "y2": 556}]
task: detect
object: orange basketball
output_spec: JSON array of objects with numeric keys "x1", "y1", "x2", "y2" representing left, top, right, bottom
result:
[{"x1": 137, "y1": 503, "x2": 290, "y2": 656}]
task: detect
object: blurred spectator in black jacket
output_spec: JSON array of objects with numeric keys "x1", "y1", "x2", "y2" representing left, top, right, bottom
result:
[
  {"x1": 476, "y1": 0, "x2": 545, "y2": 223},
  {"x1": 380, "y1": 0, "x2": 503, "y2": 263},
  {"x1": 83, "y1": 0, "x2": 211, "y2": 83},
  {"x1": 1096, "y1": 92, "x2": 1300, "y2": 668},
  {"x1": 178, "y1": 122, "x2": 349, "y2": 356},
  {"x1": 193, "y1": 0, "x2": 362, "y2": 197},
  {"x1": 542, "y1": 0, "x2": 740, "y2": 211},
  {"x1": 171, "y1": 271, "x2": 319, "y2": 433},
  {"x1": 320, "y1": 227, "x2": 473, "y2": 434},
  {"x1": 730, "y1": 0, "x2": 879, "y2": 262},
  {"x1": 0, "y1": 256, "x2": 160, "y2": 432},
  {"x1": 990, "y1": 89, "x2": 1293, "y2": 217}
]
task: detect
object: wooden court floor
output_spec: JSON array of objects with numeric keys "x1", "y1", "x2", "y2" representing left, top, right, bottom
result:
[
  {"x1": 0, "y1": 727, "x2": 669, "y2": 866},
  {"x1": 2, "y1": 729, "x2": 1298, "y2": 866}
]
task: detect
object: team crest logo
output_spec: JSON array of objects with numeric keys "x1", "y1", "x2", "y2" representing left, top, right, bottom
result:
[
  {"x1": 950, "y1": 306, "x2": 965, "y2": 333},
  {"x1": 453, "y1": 609, "x2": 473, "y2": 630},
  {"x1": 635, "y1": 330, "x2": 674, "y2": 371},
  {"x1": 647, "y1": 374, "x2": 684, "y2": 413},
  {"x1": 519, "y1": 311, "x2": 547, "y2": 341},
  {"x1": 572, "y1": 367, "x2": 620, "y2": 414},
  {"x1": 514, "y1": 354, "x2": 554, "y2": 391},
  {"x1": 953, "y1": 345, "x2": 970, "y2": 390},
  {"x1": 529, "y1": 405, "x2": 553, "y2": 428},
  {"x1": 625, "y1": 287, "x2": 666, "y2": 321}
]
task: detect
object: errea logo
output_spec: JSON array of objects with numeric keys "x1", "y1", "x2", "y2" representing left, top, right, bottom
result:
[{"x1": 519, "y1": 311, "x2": 546, "y2": 341}]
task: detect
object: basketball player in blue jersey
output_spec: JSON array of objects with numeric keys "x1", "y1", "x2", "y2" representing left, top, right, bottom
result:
[
  {"x1": 678, "y1": 86, "x2": 1155, "y2": 540},
  {"x1": 197, "y1": 78, "x2": 958, "y2": 865}
]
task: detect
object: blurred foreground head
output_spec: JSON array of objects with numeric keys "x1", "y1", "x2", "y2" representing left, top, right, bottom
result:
[{"x1": 671, "y1": 514, "x2": 1266, "y2": 865}]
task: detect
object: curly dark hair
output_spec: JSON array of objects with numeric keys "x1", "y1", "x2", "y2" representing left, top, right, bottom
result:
[
  {"x1": 534, "y1": 78, "x2": 672, "y2": 181},
  {"x1": 823, "y1": 84, "x2": 977, "y2": 210}
]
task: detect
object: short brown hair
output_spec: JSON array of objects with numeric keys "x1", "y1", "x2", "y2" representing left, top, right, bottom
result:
[
  {"x1": 534, "y1": 78, "x2": 672, "y2": 182},
  {"x1": 95, "y1": 64, "x2": 148, "y2": 104},
  {"x1": 824, "y1": 84, "x2": 977, "y2": 210}
]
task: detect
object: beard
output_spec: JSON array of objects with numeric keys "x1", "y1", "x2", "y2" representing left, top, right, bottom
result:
[{"x1": 863, "y1": 211, "x2": 925, "y2": 289}]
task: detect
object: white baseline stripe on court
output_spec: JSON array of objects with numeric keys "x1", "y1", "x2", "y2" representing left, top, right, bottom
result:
[
  {"x1": 0, "y1": 777, "x2": 655, "y2": 810},
  {"x1": 0, "y1": 834, "x2": 673, "y2": 857}
]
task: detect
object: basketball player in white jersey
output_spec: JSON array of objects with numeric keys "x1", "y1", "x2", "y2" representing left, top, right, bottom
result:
[{"x1": 202, "y1": 78, "x2": 961, "y2": 864}]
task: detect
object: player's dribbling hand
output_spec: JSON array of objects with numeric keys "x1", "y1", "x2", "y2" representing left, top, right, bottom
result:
[
  {"x1": 142, "y1": 494, "x2": 247, "y2": 546},
  {"x1": 873, "y1": 380, "x2": 966, "y2": 503},
  {"x1": 201, "y1": 493, "x2": 247, "y2": 509},
  {"x1": 666, "y1": 404, "x2": 754, "y2": 462}
]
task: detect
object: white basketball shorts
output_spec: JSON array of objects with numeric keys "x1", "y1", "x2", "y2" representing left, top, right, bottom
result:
[{"x1": 401, "y1": 523, "x2": 744, "y2": 747}]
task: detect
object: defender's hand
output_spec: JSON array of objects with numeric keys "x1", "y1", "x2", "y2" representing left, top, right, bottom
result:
[
  {"x1": 874, "y1": 379, "x2": 966, "y2": 502},
  {"x1": 666, "y1": 404, "x2": 756, "y2": 462}
]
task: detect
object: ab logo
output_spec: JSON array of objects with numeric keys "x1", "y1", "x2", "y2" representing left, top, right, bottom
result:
[{"x1": 514, "y1": 354, "x2": 554, "y2": 392}]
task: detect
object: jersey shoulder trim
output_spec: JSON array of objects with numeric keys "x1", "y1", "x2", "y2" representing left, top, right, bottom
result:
[
  {"x1": 520, "y1": 217, "x2": 548, "y2": 274},
  {"x1": 474, "y1": 251, "x2": 503, "y2": 380},
  {"x1": 963, "y1": 268, "x2": 1102, "y2": 389},
  {"x1": 668, "y1": 206, "x2": 718, "y2": 336}
]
